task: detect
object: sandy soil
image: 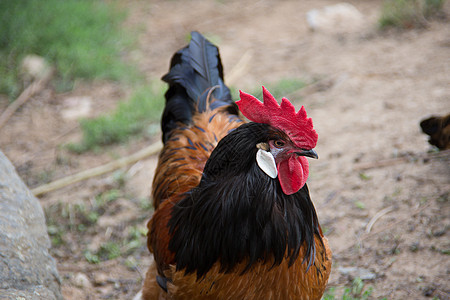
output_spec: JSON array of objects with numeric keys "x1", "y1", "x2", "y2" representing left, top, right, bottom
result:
[{"x1": 0, "y1": 0, "x2": 449, "y2": 299}]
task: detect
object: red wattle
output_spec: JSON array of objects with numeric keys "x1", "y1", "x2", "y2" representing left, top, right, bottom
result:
[{"x1": 277, "y1": 156, "x2": 309, "y2": 195}]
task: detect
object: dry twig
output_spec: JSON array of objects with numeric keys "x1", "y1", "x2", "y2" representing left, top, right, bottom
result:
[
  {"x1": 32, "y1": 141, "x2": 162, "y2": 196},
  {"x1": 0, "y1": 68, "x2": 54, "y2": 130},
  {"x1": 363, "y1": 202, "x2": 432, "y2": 240},
  {"x1": 226, "y1": 49, "x2": 253, "y2": 86},
  {"x1": 365, "y1": 206, "x2": 395, "y2": 233},
  {"x1": 334, "y1": 202, "x2": 432, "y2": 257}
]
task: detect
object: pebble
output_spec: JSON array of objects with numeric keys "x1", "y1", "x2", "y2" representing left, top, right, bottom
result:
[
  {"x1": 73, "y1": 272, "x2": 92, "y2": 288},
  {"x1": 306, "y1": 3, "x2": 365, "y2": 33},
  {"x1": 338, "y1": 266, "x2": 377, "y2": 280}
]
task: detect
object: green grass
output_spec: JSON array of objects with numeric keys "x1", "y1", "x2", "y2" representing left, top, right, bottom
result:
[
  {"x1": 83, "y1": 224, "x2": 147, "y2": 264},
  {"x1": 0, "y1": 0, "x2": 138, "y2": 98},
  {"x1": 45, "y1": 182, "x2": 150, "y2": 264},
  {"x1": 379, "y1": 0, "x2": 446, "y2": 29},
  {"x1": 323, "y1": 278, "x2": 379, "y2": 300},
  {"x1": 68, "y1": 83, "x2": 165, "y2": 153}
]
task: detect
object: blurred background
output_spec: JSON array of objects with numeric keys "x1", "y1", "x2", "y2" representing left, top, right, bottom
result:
[{"x1": 0, "y1": 0, "x2": 448, "y2": 299}]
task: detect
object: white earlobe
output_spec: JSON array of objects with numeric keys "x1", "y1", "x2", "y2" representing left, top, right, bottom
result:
[{"x1": 256, "y1": 149, "x2": 278, "y2": 179}]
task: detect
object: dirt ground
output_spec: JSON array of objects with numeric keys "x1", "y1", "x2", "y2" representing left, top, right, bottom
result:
[{"x1": 0, "y1": 0, "x2": 449, "y2": 299}]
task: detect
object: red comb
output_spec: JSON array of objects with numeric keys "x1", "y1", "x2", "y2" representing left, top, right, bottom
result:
[{"x1": 236, "y1": 86, "x2": 318, "y2": 149}]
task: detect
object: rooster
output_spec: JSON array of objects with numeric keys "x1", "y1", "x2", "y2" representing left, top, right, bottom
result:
[
  {"x1": 420, "y1": 114, "x2": 450, "y2": 150},
  {"x1": 139, "y1": 32, "x2": 331, "y2": 300}
]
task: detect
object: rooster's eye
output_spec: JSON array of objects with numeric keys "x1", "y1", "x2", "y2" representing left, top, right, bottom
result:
[{"x1": 274, "y1": 140, "x2": 285, "y2": 148}]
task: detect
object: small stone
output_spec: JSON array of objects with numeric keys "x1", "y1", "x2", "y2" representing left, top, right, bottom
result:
[
  {"x1": 432, "y1": 228, "x2": 446, "y2": 237},
  {"x1": 21, "y1": 54, "x2": 50, "y2": 80},
  {"x1": 93, "y1": 272, "x2": 110, "y2": 286},
  {"x1": 306, "y1": 3, "x2": 365, "y2": 33},
  {"x1": 338, "y1": 266, "x2": 377, "y2": 280},
  {"x1": 422, "y1": 285, "x2": 436, "y2": 297},
  {"x1": 409, "y1": 242, "x2": 420, "y2": 252},
  {"x1": 73, "y1": 272, "x2": 92, "y2": 289},
  {"x1": 61, "y1": 96, "x2": 93, "y2": 120}
]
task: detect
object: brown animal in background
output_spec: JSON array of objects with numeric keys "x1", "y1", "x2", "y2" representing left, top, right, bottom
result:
[
  {"x1": 420, "y1": 114, "x2": 450, "y2": 150},
  {"x1": 137, "y1": 32, "x2": 331, "y2": 300}
]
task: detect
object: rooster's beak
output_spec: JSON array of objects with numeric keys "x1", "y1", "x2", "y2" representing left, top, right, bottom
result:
[{"x1": 296, "y1": 149, "x2": 318, "y2": 159}]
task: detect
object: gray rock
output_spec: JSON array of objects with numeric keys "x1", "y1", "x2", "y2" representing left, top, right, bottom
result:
[{"x1": 0, "y1": 150, "x2": 62, "y2": 299}]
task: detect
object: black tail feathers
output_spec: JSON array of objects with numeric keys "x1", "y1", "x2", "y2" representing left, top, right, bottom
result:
[{"x1": 160, "y1": 31, "x2": 235, "y2": 143}]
